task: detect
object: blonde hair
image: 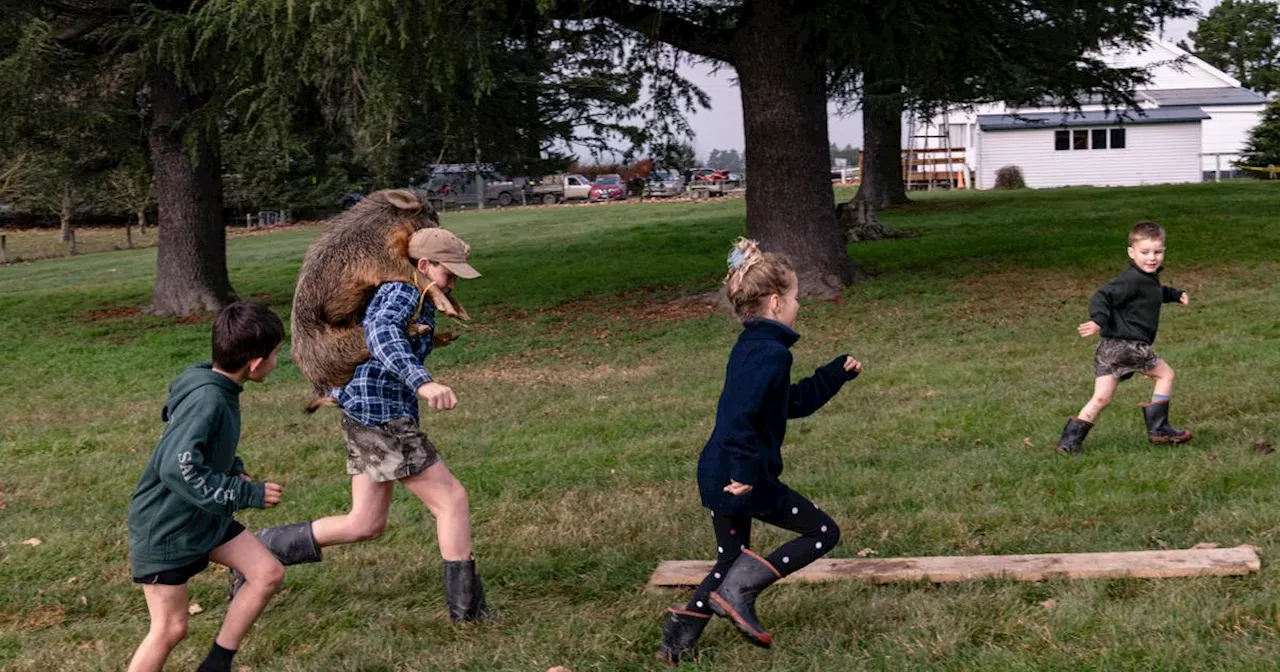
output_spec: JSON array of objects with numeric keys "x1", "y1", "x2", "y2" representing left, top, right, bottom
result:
[{"x1": 723, "y1": 238, "x2": 795, "y2": 319}]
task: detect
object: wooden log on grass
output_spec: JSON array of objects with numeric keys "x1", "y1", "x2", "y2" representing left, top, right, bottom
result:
[{"x1": 647, "y1": 546, "x2": 1260, "y2": 589}]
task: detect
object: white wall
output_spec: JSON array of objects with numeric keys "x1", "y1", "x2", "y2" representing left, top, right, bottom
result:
[
  {"x1": 977, "y1": 122, "x2": 1203, "y2": 189},
  {"x1": 1200, "y1": 105, "x2": 1268, "y2": 170},
  {"x1": 1105, "y1": 42, "x2": 1237, "y2": 89}
]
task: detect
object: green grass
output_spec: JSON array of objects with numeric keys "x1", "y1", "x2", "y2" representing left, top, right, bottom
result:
[{"x1": 2, "y1": 183, "x2": 1280, "y2": 671}]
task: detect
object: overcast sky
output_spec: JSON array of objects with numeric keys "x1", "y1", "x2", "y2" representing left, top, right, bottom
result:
[{"x1": 681, "y1": 6, "x2": 1217, "y2": 159}]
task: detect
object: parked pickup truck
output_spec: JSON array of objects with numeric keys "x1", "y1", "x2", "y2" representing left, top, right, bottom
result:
[{"x1": 526, "y1": 173, "x2": 593, "y2": 205}]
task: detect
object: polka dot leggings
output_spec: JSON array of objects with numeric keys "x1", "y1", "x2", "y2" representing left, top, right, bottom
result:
[{"x1": 685, "y1": 485, "x2": 840, "y2": 615}]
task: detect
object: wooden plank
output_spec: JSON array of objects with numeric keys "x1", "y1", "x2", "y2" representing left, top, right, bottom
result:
[
  {"x1": 903, "y1": 157, "x2": 968, "y2": 166},
  {"x1": 901, "y1": 148, "x2": 966, "y2": 156},
  {"x1": 647, "y1": 547, "x2": 1260, "y2": 589}
]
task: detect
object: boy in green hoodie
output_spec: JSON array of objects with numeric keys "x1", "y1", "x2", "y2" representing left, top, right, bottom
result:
[{"x1": 127, "y1": 302, "x2": 286, "y2": 672}]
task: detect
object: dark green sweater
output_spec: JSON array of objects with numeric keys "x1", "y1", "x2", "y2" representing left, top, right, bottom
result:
[
  {"x1": 1088, "y1": 262, "x2": 1184, "y2": 345},
  {"x1": 128, "y1": 364, "x2": 266, "y2": 577}
]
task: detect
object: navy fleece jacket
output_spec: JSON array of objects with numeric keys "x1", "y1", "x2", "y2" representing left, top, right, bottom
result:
[{"x1": 696, "y1": 319, "x2": 858, "y2": 516}]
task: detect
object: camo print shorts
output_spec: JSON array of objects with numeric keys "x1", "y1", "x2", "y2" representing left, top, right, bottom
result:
[
  {"x1": 1094, "y1": 338, "x2": 1161, "y2": 381},
  {"x1": 340, "y1": 415, "x2": 440, "y2": 482}
]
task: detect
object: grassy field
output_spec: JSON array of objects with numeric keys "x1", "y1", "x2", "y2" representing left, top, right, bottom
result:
[{"x1": 2, "y1": 182, "x2": 1279, "y2": 671}]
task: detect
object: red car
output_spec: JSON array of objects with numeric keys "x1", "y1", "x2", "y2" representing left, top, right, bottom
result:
[{"x1": 588, "y1": 174, "x2": 627, "y2": 201}]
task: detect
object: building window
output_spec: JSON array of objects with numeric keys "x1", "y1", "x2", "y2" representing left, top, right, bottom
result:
[{"x1": 1052, "y1": 127, "x2": 1128, "y2": 151}]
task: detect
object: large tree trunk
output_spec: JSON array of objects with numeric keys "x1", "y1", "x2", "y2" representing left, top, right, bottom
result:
[
  {"x1": 147, "y1": 68, "x2": 235, "y2": 316},
  {"x1": 731, "y1": 4, "x2": 858, "y2": 297},
  {"x1": 856, "y1": 76, "x2": 909, "y2": 208}
]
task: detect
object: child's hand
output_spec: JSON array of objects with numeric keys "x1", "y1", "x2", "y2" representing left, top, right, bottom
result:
[
  {"x1": 843, "y1": 356, "x2": 862, "y2": 374},
  {"x1": 263, "y1": 482, "x2": 283, "y2": 508},
  {"x1": 417, "y1": 382, "x2": 458, "y2": 410},
  {"x1": 239, "y1": 474, "x2": 252, "y2": 482},
  {"x1": 1077, "y1": 320, "x2": 1101, "y2": 337},
  {"x1": 1179, "y1": 292, "x2": 1189, "y2": 306},
  {"x1": 723, "y1": 480, "x2": 753, "y2": 496}
]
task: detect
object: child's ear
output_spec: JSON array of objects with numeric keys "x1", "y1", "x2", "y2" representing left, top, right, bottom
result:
[{"x1": 247, "y1": 356, "x2": 265, "y2": 376}]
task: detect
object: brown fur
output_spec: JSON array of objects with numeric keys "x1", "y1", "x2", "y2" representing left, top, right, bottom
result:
[{"x1": 291, "y1": 189, "x2": 440, "y2": 407}]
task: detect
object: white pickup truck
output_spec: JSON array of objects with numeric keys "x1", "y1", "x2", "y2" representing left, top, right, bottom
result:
[{"x1": 526, "y1": 174, "x2": 592, "y2": 205}]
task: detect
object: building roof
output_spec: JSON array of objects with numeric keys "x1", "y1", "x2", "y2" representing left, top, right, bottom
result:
[
  {"x1": 977, "y1": 107, "x2": 1209, "y2": 131},
  {"x1": 1141, "y1": 87, "x2": 1268, "y2": 107}
]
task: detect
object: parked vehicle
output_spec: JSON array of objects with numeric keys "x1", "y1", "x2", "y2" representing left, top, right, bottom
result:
[
  {"x1": 686, "y1": 167, "x2": 741, "y2": 199},
  {"x1": 689, "y1": 168, "x2": 740, "y2": 187},
  {"x1": 643, "y1": 170, "x2": 686, "y2": 198},
  {"x1": 423, "y1": 164, "x2": 528, "y2": 207},
  {"x1": 588, "y1": 173, "x2": 627, "y2": 201},
  {"x1": 527, "y1": 173, "x2": 592, "y2": 205}
]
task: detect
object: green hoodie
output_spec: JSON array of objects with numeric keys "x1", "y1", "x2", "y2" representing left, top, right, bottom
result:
[{"x1": 128, "y1": 364, "x2": 266, "y2": 577}]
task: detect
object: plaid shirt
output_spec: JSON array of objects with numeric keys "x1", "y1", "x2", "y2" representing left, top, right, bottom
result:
[{"x1": 333, "y1": 282, "x2": 434, "y2": 426}]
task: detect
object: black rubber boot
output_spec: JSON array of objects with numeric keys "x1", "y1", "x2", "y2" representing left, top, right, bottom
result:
[
  {"x1": 228, "y1": 521, "x2": 322, "y2": 599},
  {"x1": 1055, "y1": 417, "x2": 1094, "y2": 455},
  {"x1": 709, "y1": 549, "x2": 782, "y2": 648},
  {"x1": 654, "y1": 606, "x2": 712, "y2": 666},
  {"x1": 444, "y1": 558, "x2": 498, "y2": 623},
  {"x1": 1142, "y1": 400, "x2": 1192, "y2": 444}
]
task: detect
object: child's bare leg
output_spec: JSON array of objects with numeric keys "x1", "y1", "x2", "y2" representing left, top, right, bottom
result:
[
  {"x1": 401, "y1": 461, "x2": 472, "y2": 561},
  {"x1": 209, "y1": 532, "x2": 284, "y2": 651},
  {"x1": 1143, "y1": 361, "x2": 1175, "y2": 397},
  {"x1": 127, "y1": 584, "x2": 189, "y2": 672},
  {"x1": 310, "y1": 474, "x2": 394, "y2": 546},
  {"x1": 1077, "y1": 375, "x2": 1119, "y2": 423}
]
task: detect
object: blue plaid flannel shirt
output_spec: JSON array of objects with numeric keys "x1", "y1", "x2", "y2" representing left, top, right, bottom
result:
[{"x1": 333, "y1": 282, "x2": 434, "y2": 426}]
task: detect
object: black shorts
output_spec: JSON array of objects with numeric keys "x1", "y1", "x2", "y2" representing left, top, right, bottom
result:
[{"x1": 132, "y1": 521, "x2": 246, "y2": 586}]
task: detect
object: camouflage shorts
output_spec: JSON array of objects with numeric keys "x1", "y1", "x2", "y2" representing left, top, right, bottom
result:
[
  {"x1": 340, "y1": 415, "x2": 440, "y2": 483},
  {"x1": 1094, "y1": 338, "x2": 1161, "y2": 381}
]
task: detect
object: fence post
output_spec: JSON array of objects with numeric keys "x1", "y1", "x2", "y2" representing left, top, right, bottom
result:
[
  {"x1": 1215, "y1": 154, "x2": 1221, "y2": 183},
  {"x1": 0, "y1": 234, "x2": 7, "y2": 264}
]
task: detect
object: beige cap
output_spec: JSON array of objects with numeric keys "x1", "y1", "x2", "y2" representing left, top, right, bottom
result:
[{"x1": 407, "y1": 228, "x2": 481, "y2": 279}]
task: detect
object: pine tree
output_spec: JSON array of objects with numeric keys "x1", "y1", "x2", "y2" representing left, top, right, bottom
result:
[{"x1": 1239, "y1": 100, "x2": 1280, "y2": 176}]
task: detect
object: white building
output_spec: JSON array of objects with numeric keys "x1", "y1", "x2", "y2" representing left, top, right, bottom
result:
[{"x1": 915, "y1": 38, "x2": 1270, "y2": 189}]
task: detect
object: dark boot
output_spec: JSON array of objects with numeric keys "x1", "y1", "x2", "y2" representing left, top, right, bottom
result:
[
  {"x1": 1055, "y1": 417, "x2": 1094, "y2": 455},
  {"x1": 654, "y1": 606, "x2": 712, "y2": 666},
  {"x1": 709, "y1": 549, "x2": 782, "y2": 648},
  {"x1": 444, "y1": 558, "x2": 497, "y2": 622},
  {"x1": 228, "y1": 521, "x2": 322, "y2": 599},
  {"x1": 1142, "y1": 400, "x2": 1192, "y2": 444}
]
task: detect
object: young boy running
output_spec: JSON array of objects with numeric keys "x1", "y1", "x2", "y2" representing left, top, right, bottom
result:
[
  {"x1": 237, "y1": 227, "x2": 494, "y2": 622},
  {"x1": 1056, "y1": 220, "x2": 1192, "y2": 454},
  {"x1": 127, "y1": 302, "x2": 286, "y2": 672}
]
